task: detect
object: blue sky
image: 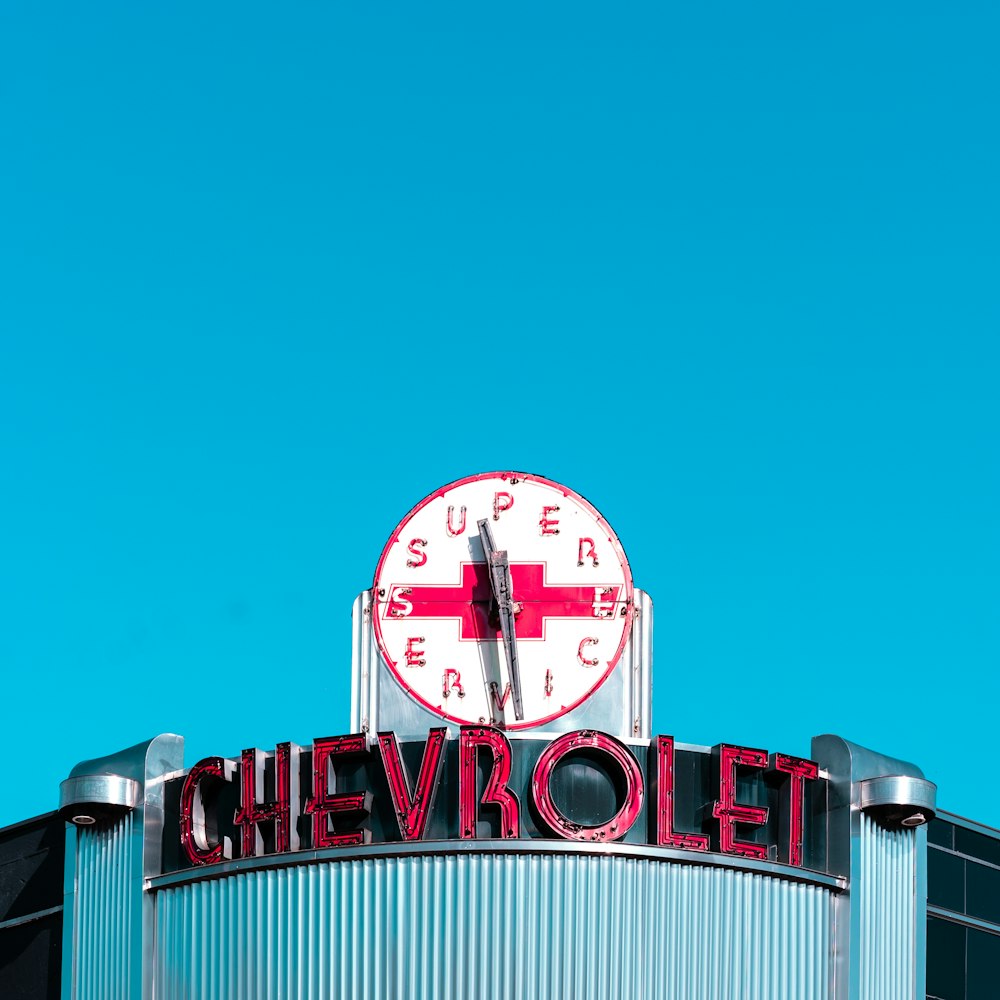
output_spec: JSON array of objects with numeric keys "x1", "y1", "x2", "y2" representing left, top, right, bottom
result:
[{"x1": 1, "y1": 3, "x2": 997, "y2": 829}]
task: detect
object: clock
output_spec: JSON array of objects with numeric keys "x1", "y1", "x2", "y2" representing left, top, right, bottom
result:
[{"x1": 372, "y1": 472, "x2": 634, "y2": 730}]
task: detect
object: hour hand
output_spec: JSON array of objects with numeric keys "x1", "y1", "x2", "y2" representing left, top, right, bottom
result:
[{"x1": 477, "y1": 519, "x2": 524, "y2": 722}]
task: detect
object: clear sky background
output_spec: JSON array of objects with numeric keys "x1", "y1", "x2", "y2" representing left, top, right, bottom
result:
[{"x1": 1, "y1": 3, "x2": 996, "y2": 830}]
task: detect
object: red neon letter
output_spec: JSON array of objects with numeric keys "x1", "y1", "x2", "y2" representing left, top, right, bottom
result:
[
  {"x1": 712, "y1": 744, "x2": 769, "y2": 859},
  {"x1": 491, "y1": 682, "x2": 512, "y2": 710},
  {"x1": 532, "y1": 730, "x2": 644, "y2": 842},
  {"x1": 446, "y1": 505, "x2": 467, "y2": 536},
  {"x1": 404, "y1": 637, "x2": 426, "y2": 667},
  {"x1": 388, "y1": 586, "x2": 413, "y2": 618},
  {"x1": 578, "y1": 537, "x2": 598, "y2": 567},
  {"x1": 377, "y1": 729, "x2": 447, "y2": 841},
  {"x1": 591, "y1": 587, "x2": 615, "y2": 618},
  {"x1": 493, "y1": 492, "x2": 514, "y2": 520},
  {"x1": 233, "y1": 742, "x2": 300, "y2": 858},
  {"x1": 179, "y1": 756, "x2": 235, "y2": 866},
  {"x1": 656, "y1": 736, "x2": 709, "y2": 852},
  {"x1": 539, "y1": 505, "x2": 560, "y2": 535},
  {"x1": 406, "y1": 538, "x2": 428, "y2": 568},
  {"x1": 459, "y1": 727, "x2": 520, "y2": 838},
  {"x1": 577, "y1": 636, "x2": 599, "y2": 666},
  {"x1": 304, "y1": 735, "x2": 372, "y2": 848},
  {"x1": 443, "y1": 669, "x2": 464, "y2": 699},
  {"x1": 771, "y1": 753, "x2": 819, "y2": 867}
]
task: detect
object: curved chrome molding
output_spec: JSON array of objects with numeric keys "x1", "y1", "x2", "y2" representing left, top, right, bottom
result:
[
  {"x1": 147, "y1": 838, "x2": 847, "y2": 893},
  {"x1": 59, "y1": 774, "x2": 140, "y2": 821},
  {"x1": 861, "y1": 774, "x2": 937, "y2": 824}
]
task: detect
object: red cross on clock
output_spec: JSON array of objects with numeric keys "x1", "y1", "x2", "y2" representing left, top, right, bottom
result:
[{"x1": 372, "y1": 471, "x2": 634, "y2": 730}]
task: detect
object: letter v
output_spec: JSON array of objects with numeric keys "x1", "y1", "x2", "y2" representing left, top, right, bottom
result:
[{"x1": 376, "y1": 728, "x2": 448, "y2": 840}]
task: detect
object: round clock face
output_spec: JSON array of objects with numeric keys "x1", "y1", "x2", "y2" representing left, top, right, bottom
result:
[{"x1": 372, "y1": 471, "x2": 633, "y2": 730}]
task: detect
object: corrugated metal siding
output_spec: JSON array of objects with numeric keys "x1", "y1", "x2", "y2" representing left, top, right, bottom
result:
[
  {"x1": 858, "y1": 814, "x2": 916, "y2": 1000},
  {"x1": 69, "y1": 813, "x2": 135, "y2": 1000},
  {"x1": 153, "y1": 853, "x2": 832, "y2": 1000}
]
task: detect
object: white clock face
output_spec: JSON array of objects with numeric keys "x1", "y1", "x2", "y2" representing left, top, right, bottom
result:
[{"x1": 372, "y1": 472, "x2": 633, "y2": 730}]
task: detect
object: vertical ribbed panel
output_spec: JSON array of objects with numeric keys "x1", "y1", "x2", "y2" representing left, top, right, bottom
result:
[
  {"x1": 70, "y1": 814, "x2": 135, "y2": 1000},
  {"x1": 858, "y1": 814, "x2": 916, "y2": 1000},
  {"x1": 154, "y1": 855, "x2": 833, "y2": 999}
]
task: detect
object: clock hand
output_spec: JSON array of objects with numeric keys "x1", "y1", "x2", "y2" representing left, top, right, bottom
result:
[{"x1": 477, "y1": 519, "x2": 525, "y2": 722}]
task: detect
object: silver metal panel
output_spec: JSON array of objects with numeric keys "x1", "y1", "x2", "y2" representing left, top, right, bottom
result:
[
  {"x1": 812, "y1": 734, "x2": 928, "y2": 1000},
  {"x1": 66, "y1": 814, "x2": 137, "y2": 1000},
  {"x1": 351, "y1": 590, "x2": 378, "y2": 737},
  {"x1": 914, "y1": 822, "x2": 928, "y2": 1000},
  {"x1": 151, "y1": 851, "x2": 833, "y2": 1000},
  {"x1": 61, "y1": 734, "x2": 185, "y2": 1000},
  {"x1": 352, "y1": 588, "x2": 653, "y2": 741},
  {"x1": 858, "y1": 813, "x2": 917, "y2": 1000}
]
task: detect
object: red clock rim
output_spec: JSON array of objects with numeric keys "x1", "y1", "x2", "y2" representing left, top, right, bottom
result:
[{"x1": 371, "y1": 470, "x2": 635, "y2": 731}]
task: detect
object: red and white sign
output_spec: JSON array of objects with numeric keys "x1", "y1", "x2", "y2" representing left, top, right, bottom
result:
[
  {"x1": 175, "y1": 729, "x2": 823, "y2": 873},
  {"x1": 372, "y1": 472, "x2": 634, "y2": 730}
]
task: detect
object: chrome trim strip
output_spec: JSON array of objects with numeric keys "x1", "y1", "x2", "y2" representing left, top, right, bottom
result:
[
  {"x1": 928, "y1": 904, "x2": 1000, "y2": 937},
  {"x1": 147, "y1": 839, "x2": 846, "y2": 892},
  {"x1": 0, "y1": 904, "x2": 63, "y2": 932},
  {"x1": 936, "y1": 809, "x2": 1000, "y2": 839},
  {"x1": 929, "y1": 842, "x2": 1000, "y2": 874}
]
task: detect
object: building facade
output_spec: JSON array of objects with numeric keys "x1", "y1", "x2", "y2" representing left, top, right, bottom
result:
[{"x1": 2, "y1": 473, "x2": 994, "y2": 998}]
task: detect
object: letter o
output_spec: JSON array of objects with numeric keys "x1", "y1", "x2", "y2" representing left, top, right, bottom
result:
[{"x1": 530, "y1": 730, "x2": 644, "y2": 842}]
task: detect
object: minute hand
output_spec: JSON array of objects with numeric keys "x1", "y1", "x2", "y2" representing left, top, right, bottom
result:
[{"x1": 477, "y1": 519, "x2": 524, "y2": 722}]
